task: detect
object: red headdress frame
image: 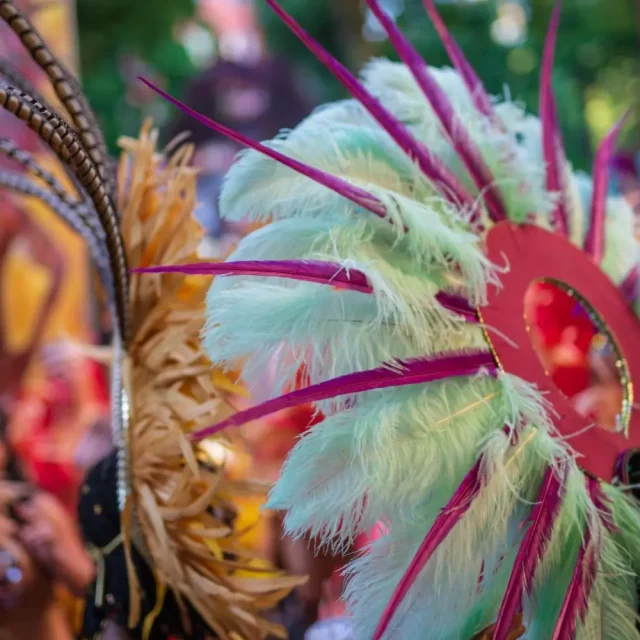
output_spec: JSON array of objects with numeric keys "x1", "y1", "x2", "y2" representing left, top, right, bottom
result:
[{"x1": 480, "y1": 223, "x2": 638, "y2": 482}]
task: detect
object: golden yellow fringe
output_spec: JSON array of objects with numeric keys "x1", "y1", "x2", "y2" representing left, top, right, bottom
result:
[{"x1": 116, "y1": 120, "x2": 304, "y2": 639}]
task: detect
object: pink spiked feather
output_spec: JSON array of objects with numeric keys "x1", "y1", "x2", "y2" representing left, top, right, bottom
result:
[
  {"x1": 366, "y1": 0, "x2": 506, "y2": 223},
  {"x1": 435, "y1": 291, "x2": 478, "y2": 322},
  {"x1": 551, "y1": 476, "x2": 601, "y2": 640},
  {"x1": 589, "y1": 478, "x2": 617, "y2": 534},
  {"x1": 263, "y1": 0, "x2": 478, "y2": 214},
  {"x1": 190, "y1": 351, "x2": 496, "y2": 441},
  {"x1": 421, "y1": 0, "x2": 498, "y2": 123},
  {"x1": 540, "y1": 1, "x2": 569, "y2": 236},
  {"x1": 493, "y1": 466, "x2": 565, "y2": 640},
  {"x1": 372, "y1": 457, "x2": 486, "y2": 640},
  {"x1": 584, "y1": 111, "x2": 630, "y2": 263},
  {"x1": 620, "y1": 265, "x2": 639, "y2": 305},
  {"x1": 134, "y1": 260, "x2": 374, "y2": 294},
  {"x1": 135, "y1": 259, "x2": 478, "y2": 321},
  {"x1": 139, "y1": 78, "x2": 388, "y2": 220}
]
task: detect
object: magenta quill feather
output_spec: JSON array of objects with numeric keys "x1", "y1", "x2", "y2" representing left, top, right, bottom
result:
[
  {"x1": 190, "y1": 351, "x2": 496, "y2": 441},
  {"x1": 263, "y1": 0, "x2": 476, "y2": 213},
  {"x1": 367, "y1": 0, "x2": 506, "y2": 223},
  {"x1": 551, "y1": 539, "x2": 595, "y2": 640},
  {"x1": 435, "y1": 292, "x2": 478, "y2": 322},
  {"x1": 590, "y1": 480, "x2": 617, "y2": 534},
  {"x1": 421, "y1": 0, "x2": 498, "y2": 123},
  {"x1": 584, "y1": 111, "x2": 630, "y2": 263},
  {"x1": 133, "y1": 260, "x2": 375, "y2": 294},
  {"x1": 493, "y1": 466, "x2": 565, "y2": 640},
  {"x1": 136, "y1": 260, "x2": 478, "y2": 321},
  {"x1": 138, "y1": 78, "x2": 387, "y2": 220},
  {"x1": 551, "y1": 477, "x2": 600, "y2": 640},
  {"x1": 620, "y1": 266, "x2": 639, "y2": 305},
  {"x1": 540, "y1": 1, "x2": 569, "y2": 236},
  {"x1": 372, "y1": 457, "x2": 485, "y2": 640}
]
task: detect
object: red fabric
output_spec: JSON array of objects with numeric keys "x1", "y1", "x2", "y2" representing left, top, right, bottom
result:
[
  {"x1": 11, "y1": 371, "x2": 85, "y2": 514},
  {"x1": 528, "y1": 283, "x2": 595, "y2": 350},
  {"x1": 29, "y1": 459, "x2": 79, "y2": 514},
  {"x1": 13, "y1": 424, "x2": 80, "y2": 515},
  {"x1": 84, "y1": 356, "x2": 110, "y2": 407},
  {"x1": 289, "y1": 364, "x2": 324, "y2": 433},
  {"x1": 525, "y1": 282, "x2": 595, "y2": 397}
]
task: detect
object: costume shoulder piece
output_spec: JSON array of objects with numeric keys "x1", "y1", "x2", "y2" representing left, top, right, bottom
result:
[
  {"x1": 0, "y1": 2, "x2": 300, "y2": 638},
  {"x1": 139, "y1": 1, "x2": 640, "y2": 639}
]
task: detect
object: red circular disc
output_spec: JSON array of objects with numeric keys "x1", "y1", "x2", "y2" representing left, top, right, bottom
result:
[{"x1": 480, "y1": 222, "x2": 640, "y2": 481}]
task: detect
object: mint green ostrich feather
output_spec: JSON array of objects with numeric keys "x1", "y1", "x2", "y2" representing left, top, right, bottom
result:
[{"x1": 189, "y1": 5, "x2": 640, "y2": 639}]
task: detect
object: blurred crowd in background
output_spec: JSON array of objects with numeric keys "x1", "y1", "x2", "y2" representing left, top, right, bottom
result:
[{"x1": 1, "y1": 0, "x2": 639, "y2": 638}]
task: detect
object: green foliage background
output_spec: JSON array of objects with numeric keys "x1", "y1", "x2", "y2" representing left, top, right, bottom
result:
[
  {"x1": 258, "y1": 0, "x2": 640, "y2": 172},
  {"x1": 77, "y1": 0, "x2": 640, "y2": 171},
  {"x1": 76, "y1": 0, "x2": 196, "y2": 152}
]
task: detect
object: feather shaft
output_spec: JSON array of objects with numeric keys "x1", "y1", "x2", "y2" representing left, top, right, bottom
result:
[
  {"x1": 421, "y1": 0, "x2": 497, "y2": 122},
  {"x1": 139, "y1": 79, "x2": 388, "y2": 220},
  {"x1": 372, "y1": 457, "x2": 485, "y2": 640},
  {"x1": 134, "y1": 260, "x2": 374, "y2": 293},
  {"x1": 540, "y1": 1, "x2": 569, "y2": 235},
  {"x1": 620, "y1": 265, "x2": 639, "y2": 305},
  {"x1": 263, "y1": 0, "x2": 477, "y2": 213},
  {"x1": 190, "y1": 352, "x2": 496, "y2": 441},
  {"x1": 493, "y1": 466, "x2": 564, "y2": 640},
  {"x1": 584, "y1": 112, "x2": 630, "y2": 263},
  {"x1": 435, "y1": 291, "x2": 478, "y2": 322},
  {"x1": 367, "y1": 0, "x2": 506, "y2": 223},
  {"x1": 138, "y1": 261, "x2": 478, "y2": 321},
  {"x1": 551, "y1": 477, "x2": 600, "y2": 640}
]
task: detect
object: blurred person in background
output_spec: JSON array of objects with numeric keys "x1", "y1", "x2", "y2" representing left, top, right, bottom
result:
[
  {"x1": 166, "y1": 0, "x2": 313, "y2": 258},
  {"x1": 1, "y1": 201, "x2": 112, "y2": 512},
  {"x1": 0, "y1": 200, "x2": 96, "y2": 637},
  {"x1": 0, "y1": 406, "x2": 95, "y2": 640},
  {"x1": 10, "y1": 342, "x2": 103, "y2": 515}
]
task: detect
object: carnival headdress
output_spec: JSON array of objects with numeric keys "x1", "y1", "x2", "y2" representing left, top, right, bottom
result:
[
  {"x1": 0, "y1": 1, "x2": 299, "y2": 637},
  {"x1": 140, "y1": 1, "x2": 640, "y2": 638}
]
